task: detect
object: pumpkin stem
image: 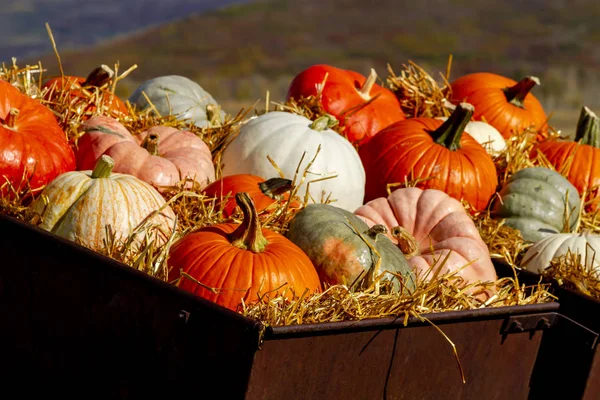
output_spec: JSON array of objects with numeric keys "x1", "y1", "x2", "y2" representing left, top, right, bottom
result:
[
  {"x1": 430, "y1": 102, "x2": 474, "y2": 150},
  {"x1": 1, "y1": 108, "x2": 19, "y2": 128},
  {"x1": 575, "y1": 106, "x2": 600, "y2": 147},
  {"x1": 91, "y1": 155, "x2": 115, "y2": 179},
  {"x1": 229, "y1": 192, "x2": 269, "y2": 253},
  {"x1": 82, "y1": 65, "x2": 114, "y2": 87},
  {"x1": 141, "y1": 133, "x2": 160, "y2": 155},
  {"x1": 258, "y1": 177, "x2": 293, "y2": 199},
  {"x1": 391, "y1": 226, "x2": 419, "y2": 258},
  {"x1": 503, "y1": 76, "x2": 540, "y2": 109},
  {"x1": 357, "y1": 68, "x2": 377, "y2": 101},
  {"x1": 309, "y1": 114, "x2": 339, "y2": 132},
  {"x1": 365, "y1": 224, "x2": 388, "y2": 239}
]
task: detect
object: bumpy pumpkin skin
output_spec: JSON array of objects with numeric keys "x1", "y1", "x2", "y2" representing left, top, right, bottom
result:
[
  {"x1": 31, "y1": 156, "x2": 176, "y2": 252},
  {"x1": 491, "y1": 167, "x2": 581, "y2": 243},
  {"x1": 221, "y1": 111, "x2": 366, "y2": 212},
  {"x1": 168, "y1": 193, "x2": 322, "y2": 311},
  {"x1": 287, "y1": 64, "x2": 405, "y2": 146},
  {"x1": 129, "y1": 75, "x2": 225, "y2": 128},
  {"x1": 354, "y1": 187, "x2": 497, "y2": 288},
  {"x1": 286, "y1": 203, "x2": 416, "y2": 292},
  {"x1": 449, "y1": 72, "x2": 548, "y2": 140},
  {"x1": 0, "y1": 80, "x2": 76, "y2": 197},
  {"x1": 76, "y1": 116, "x2": 215, "y2": 190}
]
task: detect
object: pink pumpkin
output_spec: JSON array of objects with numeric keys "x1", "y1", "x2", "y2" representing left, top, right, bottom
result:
[
  {"x1": 76, "y1": 116, "x2": 215, "y2": 190},
  {"x1": 354, "y1": 187, "x2": 496, "y2": 288}
]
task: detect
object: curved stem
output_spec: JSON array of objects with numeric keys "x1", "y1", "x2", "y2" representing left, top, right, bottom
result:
[
  {"x1": 228, "y1": 192, "x2": 269, "y2": 253},
  {"x1": 309, "y1": 114, "x2": 339, "y2": 131},
  {"x1": 430, "y1": 102, "x2": 474, "y2": 151},
  {"x1": 366, "y1": 224, "x2": 388, "y2": 239},
  {"x1": 503, "y1": 76, "x2": 540, "y2": 109},
  {"x1": 141, "y1": 133, "x2": 160, "y2": 155},
  {"x1": 357, "y1": 68, "x2": 377, "y2": 101},
  {"x1": 575, "y1": 106, "x2": 600, "y2": 147},
  {"x1": 391, "y1": 226, "x2": 419, "y2": 258},
  {"x1": 258, "y1": 177, "x2": 293, "y2": 199},
  {"x1": 1, "y1": 108, "x2": 19, "y2": 128},
  {"x1": 91, "y1": 155, "x2": 115, "y2": 179}
]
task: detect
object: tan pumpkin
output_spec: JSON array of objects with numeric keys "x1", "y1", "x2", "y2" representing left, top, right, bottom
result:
[
  {"x1": 31, "y1": 155, "x2": 176, "y2": 252},
  {"x1": 354, "y1": 187, "x2": 497, "y2": 290},
  {"x1": 76, "y1": 116, "x2": 215, "y2": 190}
]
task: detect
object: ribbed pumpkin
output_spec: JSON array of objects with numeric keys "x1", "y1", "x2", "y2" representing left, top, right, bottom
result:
[
  {"x1": 31, "y1": 155, "x2": 176, "y2": 251},
  {"x1": 129, "y1": 75, "x2": 224, "y2": 128},
  {"x1": 167, "y1": 192, "x2": 322, "y2": 311},
  {"x1": 521, "y1": 231, "x2": 600, "y2": 274},
  {"x1": 449, "y1": 72, "x2": 548, "y2": 140},
  {"x1": 286, "y1": 64, "x2": 405, "y2": 146},
  {"x1": 76, "y1": 115, "x2": 215, "y2": 191},
  {"x1": 354, "y1": 187, "x2": 497, "y2": 289},
  {"x1": 203, "y1": 174, "x2": 297, "y2": 217},
  {"x1": 359, "y1": 103, "x2": 498, "y2": 211},
  {"x1": 286, "y1": 203, "x2": 416, "y2": 292},
  {"x1": 42, "y1": 65, "x2": 128, "y2": 119},
  {"x1": 491, "y1": 167, "x2": 581, "y2": 242},
  {"x1": 0, "y1": 80, "x2": 75, "y2": 197},
  {"x1": 221, "y1": 111, "x2": 366, "y2": 212},
  {"x1": 533, "y1": 106, "x2": 600, "y2": 211}
]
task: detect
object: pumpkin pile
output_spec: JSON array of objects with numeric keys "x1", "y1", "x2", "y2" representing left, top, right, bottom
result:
[{"x1": 0, "y1": 54, "x2": 566, "y2": 327}]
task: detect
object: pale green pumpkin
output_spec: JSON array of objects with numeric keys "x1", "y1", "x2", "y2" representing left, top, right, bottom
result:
[
  {"x1": 129, "y1": 75, "x2": 225, "y2": 128},
  {"x1": 491, "y1": 167, "x2": 581, "y2": 242},
  {"x1": 286, "y1": 203, "x2": 416, "y2": 292}
]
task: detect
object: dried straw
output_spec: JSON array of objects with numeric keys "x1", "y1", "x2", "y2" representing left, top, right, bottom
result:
[
  {"x1": 541, "y1": 249, "x2": 600, "y2": 300},
  {"x1": 386, "y1": 56, "x2": 453, "y2": 118},
  {"x1": 241, "y1": 255, "x2": 554, "y2": 326}
]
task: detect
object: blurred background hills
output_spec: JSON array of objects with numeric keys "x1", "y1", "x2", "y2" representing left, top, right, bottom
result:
[{"x1": 4, "y1": 0, "x2": 600, "y2": 132}]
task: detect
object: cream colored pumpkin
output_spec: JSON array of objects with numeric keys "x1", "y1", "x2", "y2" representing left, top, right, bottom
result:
[
  {"x1": 221, "y1": 111, "x2": 366, "y2": 212},
  {"x1": 437, "y1": 117, "x2": 507, "y2": 156},
  {"x1": 521, "y1": 231, "x2": 600, "y2": 274},
  {"x1": 31, "y1": 155, "x2": 176, "y2": 251}
]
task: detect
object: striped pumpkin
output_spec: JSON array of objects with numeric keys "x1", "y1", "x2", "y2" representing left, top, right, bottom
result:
[{"x1": 31, "y1": 155, "x2": 176, "y2": 251}]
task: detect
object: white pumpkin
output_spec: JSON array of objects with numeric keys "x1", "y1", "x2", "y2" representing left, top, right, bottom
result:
[
  {"x1": 437, "y1": 117, "x2": 507, "y2": 156},
  {"x1": 221, "y1": 111, "x2": 366, "y2": 211},
  {"x1": 31, "y1": 155, "x2": 176, "y2": 252},
  {"x1": 129, "y1": 75, "x2": 225, "y2": 128},
  {"x1": 521, "y1": 231, "x2": 600, "y2": 274}
]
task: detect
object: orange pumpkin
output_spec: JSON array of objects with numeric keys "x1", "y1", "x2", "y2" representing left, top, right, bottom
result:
[
  {"x1": 0, "y1": 79, "x2": 75, "y2": 197},
  {"x1": 203, "y1": 174, "x2": 297, "y2": 217},
  {"x1": 533, "y1": 106, "x2": 600, "y2": 210},
  {"x1": 359, "y1": 103, "x2": 498, "y2": 211},
  {"x1": 449, "y1": 72, "x2": 548, "y2": 140},
  {"x1": 287, "y1": 64, "x2": 405, "y2": 146},
  {"x1": 167, "y1": 192, "x2": 322, "y2": 311},
  {"x1": 42, "y1": 65, "x2": 128, "y2": 119}
]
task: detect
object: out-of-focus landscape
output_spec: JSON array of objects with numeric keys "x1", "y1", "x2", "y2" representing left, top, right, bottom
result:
[{"x1": 5, "y1": 0, "x2": 600, "y2": 133}]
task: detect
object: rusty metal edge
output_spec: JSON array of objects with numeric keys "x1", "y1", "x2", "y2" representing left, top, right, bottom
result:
[
  {"x1": 0, "y1": 213, "x2": 263, "y2": 333},
  {"x1": 265, "y1": 302, "x2": 560, "y2": 338}
]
